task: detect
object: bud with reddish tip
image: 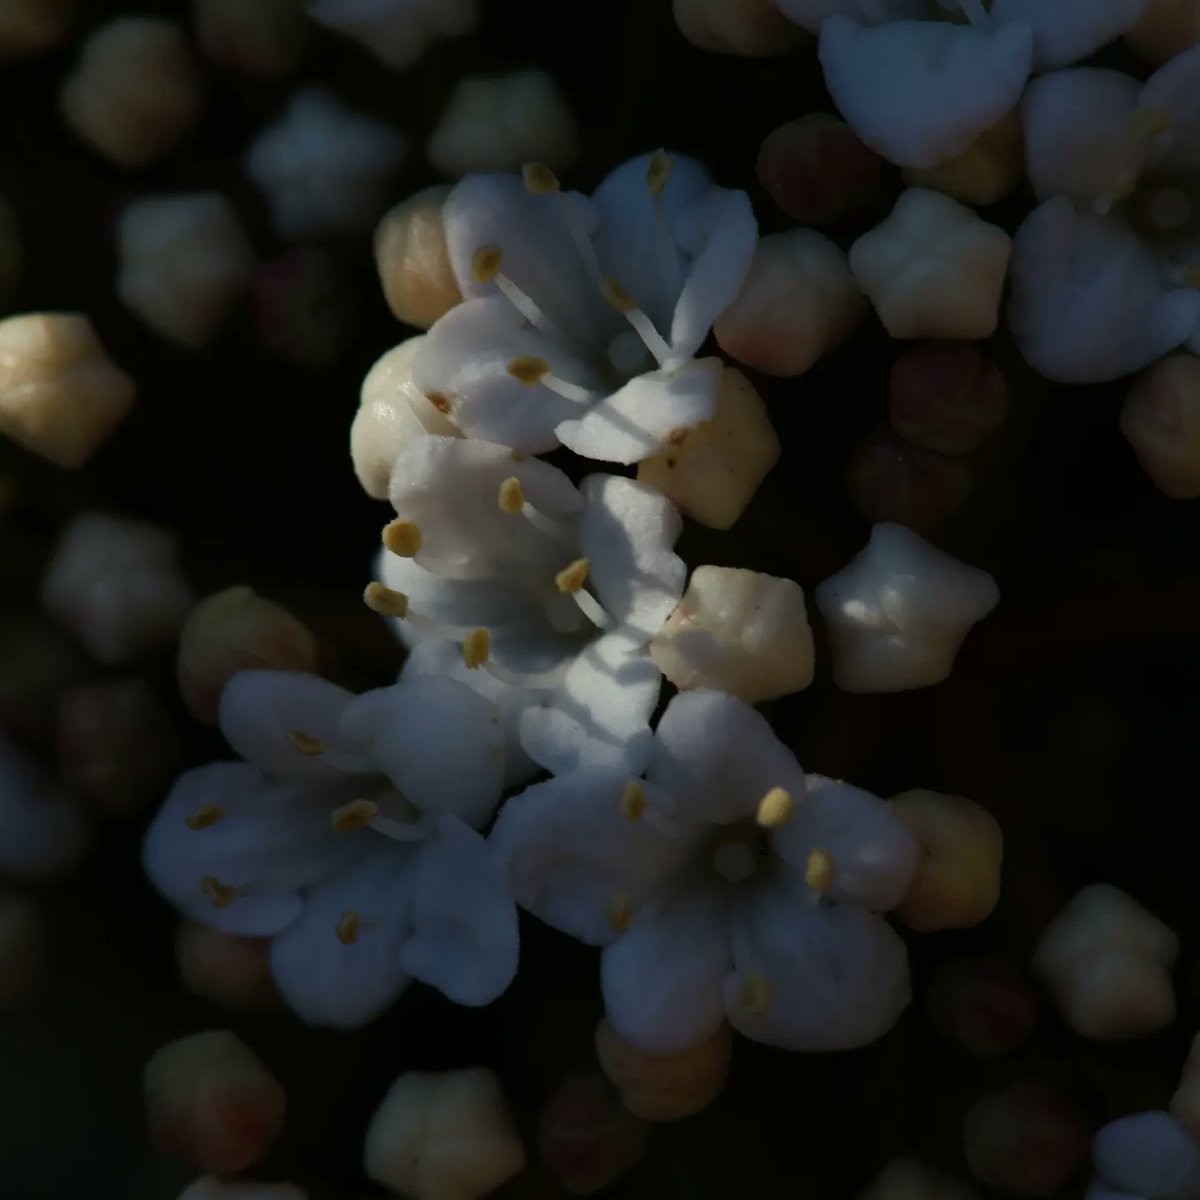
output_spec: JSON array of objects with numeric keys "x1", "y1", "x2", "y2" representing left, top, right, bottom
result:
[
  {"x1": 251, "y1": 246, "x2": 358, "y2": 370},
  {"x1": 1120, "y1": 353, "x2": 1200, "y2": 499},
  {"x1": 964, "y1": 1081, "x2": 1088, "y2": 1196},
  {"x1": 926, "y1": 957, "x2": 1037, "y2": 1057},
  {"x1": 537, "y1": 1075, "x2": 649, "y2": 1195},
  {"x1": 174, "y1": 922, "x2": 280, "y2": 1011},
  {"x1": 176, "y1": 586, "x2": 320, "y2": 725},
  {"x1": 375, "y1": 187, "x2": 463, "y2": 331},
  {"x1": 889, "y1": 341, "x2": 1009, "y2": 454},
  {"x1": 757, "y1": 114, "x2": 887, "y2": 226},
  {"x1": 145, "y1": 1030, "x2": 285, "y2": 1174},
  {"x1": 0, "y1": 893, "x2": 46, "y2": 1006}
]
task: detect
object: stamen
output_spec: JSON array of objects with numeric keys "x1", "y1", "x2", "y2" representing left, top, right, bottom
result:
[
  {"x1": 522, "y1": 162, "x2": 560, "y2": 195},
  {"x1": 523, "y1": 160, "x2": 604, "y2": 283},
  {"x1": 185, "y1": 804, "x2": 225, "y2": 830},
  {"x1": 619, "y1": 780, "x2": 646, "y2": 821},
  {"x1": 646, "y1": 149, "x2": 671, "y2": 197},
  {"x1": 289, "y1": 730, "x2": 326, "y2": 756},
  {"x1": 498, "y1": 477, "x2": 525, "y2": 513},
  {"x1": 382, "y1": 519, "x2": 422, "y2": 558},
  {"x1": 554, "y1": 557, "x2": 590, "y2": 593},
  {"x1": 570, "y1": 587, "x2": 611, "y2": 631},
  {"x1": 472, "y1": 245, "x2": 503, "y2": 283},
  {"x1": 607, "y1": 891, "x2": 633, "y2": 933},
  {"x1": 646, "y1": 149, "x2": 683, "y2": 296},
  {"x1": 602, "y1": 277, "x2": 673, "y2": 368},
  {"x1": 200, "y1": 875, "x2": 235, "y2": 909},
  {"x1": 462, "y1": 627, "x2": 491, "y2": 669},
  {"x1": 335, "y1": 910, "x2": 360, "y2": 945},
  {"x1": 756, "y1": 787, "x2": 793, "y2": 828},
  {"x1": 739, "y1": 971, "x2": 775, "y2": 1016},
  {"x1": 805, "y1": 848, "x2": 837, "y2": 894},
  {"x1": 471, "y1": 244, "x2": 569, "y2": 342},
  {"x1": 506, "y1": 356, "x2": 596, "y2": 404},
  {"x1": 364, "y1": 581, "x2": 409, "y2": 619},
  {"x1": 331, "y1": 798, "x2": 379, "y2": 832}
]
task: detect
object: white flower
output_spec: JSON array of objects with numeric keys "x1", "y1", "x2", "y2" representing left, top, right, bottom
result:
[
  {"x1": 490, "y1": 689, "x2": 918, "y2": 1055},
  {"x1": 409, "y1": 150, "x2": 757, "y2": 464},
  {"x1": 1009, "y1": 50, "x2": 1200, "y2": 381},
  {"x1": 372, "y1": 435, "x2": 686, "y2": 776},
  {"x1": 142, "y1": 668, "x2": 518, "y2": 1028},
  {"x1": 1089, "y1": 1112, "x2": 1200, "y2": 1200},
  {"x1": 307, "y1": 0, "x2": 478, "y2": 72}
]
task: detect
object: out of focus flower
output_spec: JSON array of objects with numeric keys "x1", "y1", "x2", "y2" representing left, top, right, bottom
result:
[
  {"x1": 492, "y1": 689, "x2": 918, "y2": 1055},
  {"x1": 859, "y1": 1158, "x2": 981, "y2": 1200},
  {"x1": 193, "y1": 0, "x2": 311, "y2": 78},
  {"x1": 174, "y1": 921, "x2": 280, "y2": 1011},
  {"x1": 308, "y1": 0, "x2": 479, "y2": 72},
  {"x1": 1120, "y1": 352, "x2": 1200, "y2": 498},
  {"x1": 0, "y1": 0, "x2": 76, "y2": 59},
  {"x1": 675, "y1": 0, "x2": 809, "y2": 54},
  {"x1": 1089, "y1": 1111, "x2": 1200, "y2": 1200}
]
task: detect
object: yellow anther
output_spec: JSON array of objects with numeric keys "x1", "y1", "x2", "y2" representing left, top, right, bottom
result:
[
  {"x1": 554, "y1": 557, "x2": 590, "y2": 594},
  {"x1": 462, "y1": 627, "x2": 491, "y2": 669},
  {"x1": 289, "y1": 729, "x2": 326, "y2": 756},
  {"x1": 522, "y1": 162, "x2": 560, "y2": 195},
  {"x1": 507, "y1": 356, "x2": 550, "y2": 386},
  {"x1": 805, "y1": 848, "x2": 837, "y2": 894},
  {"x1": 601, "y1": 277, "x2": 636, "y2": 313},
  {"x1": 185, "y1": 804, "x2": 225, "y2": 831},
  {"x1": 756, "y1": 787, "x2": 794, "y2": 828},
  {"x1": 647, "y1": 149, "x2": 672, "y2": 197},
  {"x1": 336, "y1": 910, "x2": 360, "y2": 945},
  {"x1": 498, "y1": 476, "x2": 525, "y2": 513},
  {"x1": 200, "y1": 875, "x2": 235, "y2": 910},
  {"x1": 739, "y1": 971, "x2": 775, "y2": 1016},
  {"x1": 382, "y1": 519, "x2": 422, "y2": 558},
  {"x1": 331, "y1": 799, "x2": 380, "y2": 833},
  {"x1": 472, "y1": 244, "x2": 503, "y2": 283},
  {"x1": 364, "y1": 581, "x2": 409, "y2": 619},
  {"x1": 619, "y1": 780, "x2": 646, "y2": 821},
  {"x1": 607, "y1": 891, "x2": 633, "y2": 933}
]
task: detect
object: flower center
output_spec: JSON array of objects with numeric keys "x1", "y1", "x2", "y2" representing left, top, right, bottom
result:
[{"x1": 709, "y1": 824, "x2": 769, "y2": 884}]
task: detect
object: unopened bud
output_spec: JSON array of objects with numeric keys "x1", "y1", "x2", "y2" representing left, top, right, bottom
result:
[
  {"x1": 375, "y1": 187, "x2": 462, "y2": 330},
  {"x1": 1120, "y1": 353, "x2": 1200, "y2": 499},
  {"x1": 903, "y1": 110, "x2": 1024, "y2": 207},
  {"x1": 174, "y1": 922, "x2": 280, "y2": 1011},
  {"x1": 858, "y1": 1158, "x2": 981, "y2": 1200}
]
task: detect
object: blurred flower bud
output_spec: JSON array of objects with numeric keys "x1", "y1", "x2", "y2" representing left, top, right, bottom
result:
[
  {"x1": 1120, "y1": 353, "x2": 1200, "y2": 499},
  {"x1": 858, "y1": 1158, "x2": 980, "y2": 1200},
  {"x1": 0, "y1": 0, "x2": 75, "y2": 58},
  {"x1": 0, "y1": 893, "x2": 46, "y2": 1006},
  {"x1": 674, "y1": 0, "x2": 807, "y2": 54},
  {"x1": 193, "y1": 0, "x2": 311, "y2": 78},
  {"x1": 375, "y1": 188, "x2": 463, "y2": 331},
  {"x1": 174, "y1": 922, "x2": 280, "y2": 1011},
  {"x1": 903, "y1": 110, "x2": 1024, "y2": 207},
  {"x1": 926, "y1": 956, "x2": 1037, "y2": 1057},
  {"x1": 1171, "y1": 1032, "x2": 1200, "y2": 1141},
  {"x1": 1127, "y1": 0, "x2": 1200, "y2": 64}
]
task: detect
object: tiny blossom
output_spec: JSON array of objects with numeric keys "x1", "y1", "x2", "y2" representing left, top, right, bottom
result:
[
  {"x1": 308, "y1": 0, "x2": 478, "y2": 72},
  {"x1": 143, "y1": 668, "x2": 518, "y2": 1028},
  {"x1": 409, "y1": 150, "x2": 757, "y2": 464},
  {"x1": 1089, "y1": 1111, "x2": 1200, "y2": 1200},
  {"x1": 491, "y1": 689, "x2": 918, "y2": 1055},
  {"x1": 374, "y1": 187, "x2": 463, "y2": 330}
]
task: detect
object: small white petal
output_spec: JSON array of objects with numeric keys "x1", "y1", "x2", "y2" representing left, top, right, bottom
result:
[
  {"x1": 1094, "y1": 1112, "x2": 1200, "y2": 1199},
  {"x1": 990, "y1": 0, "x2": 1150, "y2": 70},
  {"x1": 1141, "y1": 45, "x2": 1200, "y2": 173}
]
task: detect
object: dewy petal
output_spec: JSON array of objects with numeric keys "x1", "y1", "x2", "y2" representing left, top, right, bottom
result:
[
  {"x1": 218, "y1": 670, "x2": 361, "y2": 780},
  {"x1": 770, "y1": 0, "x2": 930, "y2": 33},
  {"x1": 1009, "y1": 199, "x2": 1200, "y2": 383},
  {"x1": 269, "y1": 845, "x2": 415, "y2": 1029},
  {"x1": 1093, "y1": 1112, "x2": 1200, "y2": 1199},
  {"x1": 578, "y1": 474, "x2": 686, "y2": 640},
  {"x1": 398, "y1": 815, "x2": 519, "y2": 1006},
  {"x1": 1141, "y1": 46, "x2": 1200, "y2": 173},
  {"x1": 519, "y1": 632, "x2": 663, "y2": 776},
  {"x1": 339, "y1": 676, "x2": 504, "y2": 828},
  {"x1": 1022, "y1": 68, "x2": 1145, "y2": 204},
  {"x1": 990, "y1": 0, "x2": 1150, "y2": 71},
  {"x1": 726, "y1": 883, "x2": 911, "y2": 1051},
  {"x1": 648, "y1": 689, "x2": 806, "y2": 828},
  {"x1": 555, "y1": 359, "x2": 722, "y2": 465},
  {"x1": 600, "y1": 886, "x2": 733, "y2": 1054},
  {"x1": 819, "y1": 17, "x2": 1033, "y2": 170},
  {"x1": 489, "y1": 767, "x2": 698, "y2": 945},
  {"x1": 771, "y1": 776, "x2": 919, "y2": 911},
  {"x1": 413, "y1": 295, "x2": 605, "y2": 454},
  {"x1": 142, "y1": 763, "x2": 355, "y2": 936}
]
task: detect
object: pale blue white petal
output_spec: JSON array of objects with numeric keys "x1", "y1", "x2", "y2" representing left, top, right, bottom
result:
[
  {"x1": 1093, "y1": 1112, "x2": 1200, "y2": 1200},
  {"x1": 1141, "y1": 46, "x2": 1200, "y2": 174},
  {"x1": 990, "y1": 0, "x2": 1151, "y2": 71}
]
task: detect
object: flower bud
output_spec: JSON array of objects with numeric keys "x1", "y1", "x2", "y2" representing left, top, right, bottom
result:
[
  {"x1": 0, "y1": 0, "x2": 75, "y2": 59},
  {"x1": 903, "y1": 110, "x2": 1024, "y2": 207},
  {"x1": 375, "y1": 188, "x2": 463, "y2": 330},
  {"x1": 1127, "y1": 0, "x2": 1200, "y2": 64},
  {"x1": 757, "y1": 114, "x2": 887, "y2": 226},
  {"x1": 889, "y1": 341, "x2": 1009, "y2": 454},
  {"x1": 309, "y1": 0, "x2": 478, "y2": 71},
  {"x1": 193, "y1": 0, "x2": 311, "y2": 78},
  {"x1": 858, "y1": 1158, "x2": 980, "y2": 1200},
  {"x1": 537, "y1": 1074, "x2": 649, "y2": 1195},
  {"x1": 0, "y1": 313, "x2": 134, "y2": 469},
  {"x1": 926, "y1": 957, "x2": 1036, "y2": 1057},
  {"x1": 1171, "y1": 1033, "x2": 1200, "y2": 1141},
  {"x1": 174, "y1": 922, "x2": 280, "y2": 1011},
  {"x1": 0, "y1": 893, "x2": 46, "y2": 1006},
  {"x1": 714, "y1": 230, "x2": 866, "y2": 377},
  {"x1": 176, "y1": 585, "x2": 320, "y2": 725},
  {"x1": 145, "y1": 1030, "x2": 285, "y2": 1174},
  {"x1": 964, "y1": 1081, "x2": 1088, "y2": 1196},
  {"x1": 1120, "y1": 353, "x2": 1200, "y2": 499},
  {"x1": 673, "y1": 0, "x2": 808, "y2": 55},
  {"x1": 61, "y1": 18, "x2": 203, "y2": 167},
  {"x1": 637, "y1": 366, "x2": 780, "y2": 531},
  {"x1": 594, "y1": 1019, "x2": 731, "y2": 1123},
  {"x1": 363, "y1": 1068, "x2": 526, "y2": 1200},
  {"x1": 890, "y1": 790, "x2": 1002, "y2": 932}
]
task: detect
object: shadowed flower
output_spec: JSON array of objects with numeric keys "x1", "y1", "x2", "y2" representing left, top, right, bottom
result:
[{"x1": 1089, "y1": 1111, "x2": 1200, "y2": 1200}]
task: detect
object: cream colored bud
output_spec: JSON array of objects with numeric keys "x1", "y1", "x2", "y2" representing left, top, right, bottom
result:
[
  {"x1": 178, "y1": 1176, "x2": 308, "y2": 1200},
  {"x1": 594, "y1": 1019, "x2": 731, "y2": 1123},
  {"x1": 890, "y1": 790, "x2": 1002, "y2": 932},
  {"x1": 1032, "y1": 883, "x2": 1178, "y2": 1041},
  {"x1": 175, "y1": 922, "x2": 280, "y2": 1011},
  {"x1": 0, "y1": 0, "x2": 76, "y2": 59},
  {"x1": 117, "y1": 194, "x2": 254, "y2": 349},
  {"x1": 673, "y1": 0, "x2": 808, "y2": 55},
  {"x1": 650, "y1": 566, "x2": 814, "y2": 703},
  {"x1": 61, "y1": 18, "x2": 204, "y2": 167},
  {"x1": 177, "y1": 585, "x2": 320, "y2": 724},
  {"x1": 363, "y1": 1068, "x2": 526, "y2": 1200},
  {"x1": 1120, "y1": 353, "x2": 1200, "y2": 499},
  {"x1": 41, "y1": 512, "x2": 195, "y2": 665},
  {"x1": 715, "y1": 230, "x2": 865, "y2": 377},
  {"x1": 904, "y1": 109, "x2": 1024, "y2": 207},
  {"x1": 1127, "y1": 0, "x2": 1200, "y2": 64},
  {"x1": 1171, "y1": 1033, "x2": 1200, "y2": 1140},
  {"x1": 428, "y1": 70, "x2": 580, "y2": 178},
  {"x1": 0, "y1": 893, "x2": 46, "y2": 1006},
  {"x1": 858, "y1": 1158, "x2": 981, "y2": 1200},
  {"x1": 637, "y1": 366, "x2": 780, "y2": 531},
  {"x1": 375, "y1": 188, "x2": 463, "y2": 329},
  {"x1": 849, "y1": 189, "x2": 1011, "y2": 340},
  {"x1": 145, "y1": 1030, "x2": 286, "y2": 1174},
  {"x1": 0, "y1": 313, "x2": 134, "y2": 469},
  {"x1": 193, "y1": 0, "x2": 311, "y2": 78}
]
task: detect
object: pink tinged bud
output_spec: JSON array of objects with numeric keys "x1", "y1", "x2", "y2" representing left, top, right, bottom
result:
[
  {"x1": 174, "y1": 922, "x2": 280, "y2": 1011},
  {"x1": 0, "y1": 0, "x2": 76, "y2": 60},
  {"x1": 673, "y1": 0, "x2": 808, "y2": 55},
  {"x1": 145, "y1": 1030, "x2": 285, "y2": 1174},
  {"x1": 176, "y1": 586, "x2": 320, "y2": 725},
  {"x1": 0, "y1": 616, "x2": 87, "y2": 743},
  {"x1": 594, "y1": 1019, "x2": 731, "y2": 1123},
  {"x1": 963, "y1": 1081, "x2": 1088, "y2": 1196},
  {"x1": 0, "y1": 893, "x2": 46, "y2": 1007},
  {"x1": 1120, "y1": 353, "x2": 1200, "y2": 499},
  {"x1": 757, "y1": 114, "x2": 887, "y2": 226},
  {"x1": 889, "y1": 341, "x2": 1009, "y2": 454},
  {"x1": 926, "y1": 957, "x2": 1037, "y2": 1057},
  {"x1": 194, "y1": 0, "x2": 311, "y2": 79},
  {"x1": 56, "y1": 679, "x2": 182, "y2": 817},
  {"x1": 846, "y1": 427, "x2": 973, "y2": 534},
  {"x1": 375, "y1": 187, "x2": 463, "y2": 331},
  {"x1": 537, "y1": 1075, "x2": 649, "y2": 1196}
]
